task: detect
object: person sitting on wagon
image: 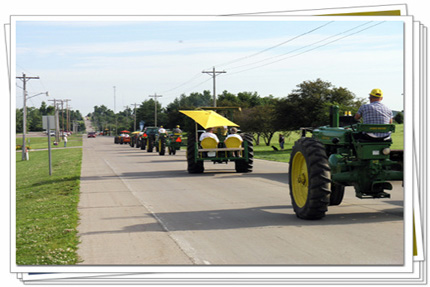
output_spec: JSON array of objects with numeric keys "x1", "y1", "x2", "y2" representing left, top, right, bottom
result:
[
  {"x1": 224, "y1": 127, "x2": 243, "y2": 157},
  {"x1": 225, "y1": 127, "x2": 242, "y2": 142},
  {"x1": 199, "y1": 127, "x2": 219, "y2": 143}
]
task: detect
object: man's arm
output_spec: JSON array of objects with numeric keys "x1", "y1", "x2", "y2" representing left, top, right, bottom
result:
[{"x1": 354, "y1": 113, "x2": 362, "y2": 121}]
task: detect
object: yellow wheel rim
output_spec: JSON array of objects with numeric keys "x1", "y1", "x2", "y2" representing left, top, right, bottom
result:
[{"x1": 291, "y1": 151, "x2": 308, "y2": 208}]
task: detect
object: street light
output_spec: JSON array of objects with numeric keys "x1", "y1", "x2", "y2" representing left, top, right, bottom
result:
[{"x1": 21, "y1": 91, "x2": 49, "y2": 161}]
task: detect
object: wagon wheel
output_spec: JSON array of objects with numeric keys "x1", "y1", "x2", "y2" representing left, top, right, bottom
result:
[
  {"x1": 187, "y1": 133, "x2": 203, "y2": 173},
  {"x1": 235, "y1": 133, "x2": 254, "y2": 173},
  {"x1": 140, "y1": 138, "x2": 146, "y2": 150},
  {"x1": 329, "y1": 182, "x2": 345, "y2": 206},
  {"x1": 289, "y1": 137, "x2": 331, "y2": 219},
  {"x1": 159, "y1": 137, "x2": 166, "y2": 155},
  {"x1": 147, "y1": 137, "x2": 154, "y2": 152}
]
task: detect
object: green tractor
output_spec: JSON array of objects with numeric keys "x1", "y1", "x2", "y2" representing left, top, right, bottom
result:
[
  {"x1": 289, "y1": 106, "x2": 403, "y2": 220},
  {"x1": 155, "y1": 131, "x2": 169, "y2": 156},
  {"x1": 139, "y1": 127, "x2": 158, "y2": 152},
  {"x1": 180, "y1": 110, "x2": 253, "y2": 174},
  {"x1": 159, "y1": 131, "x2": 183, "y2": 156},
  {"x1": 168, "y1": 131, "x2": 183, "y2": 155}
]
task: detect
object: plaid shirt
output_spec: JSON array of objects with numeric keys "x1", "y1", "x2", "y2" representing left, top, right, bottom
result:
[{"x1": 357, "y1": 102, "x2": 393, "y2": 137}]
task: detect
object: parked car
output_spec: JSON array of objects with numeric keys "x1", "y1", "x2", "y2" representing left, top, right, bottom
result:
[{"x1": 88, "y1": 132, "x2": 96, "y2": 138}]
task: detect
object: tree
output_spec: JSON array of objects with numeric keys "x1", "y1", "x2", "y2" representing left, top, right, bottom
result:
[
  {"x1": 136, "y1": 99, "x2": 167, "y2": 127},
  {"x1": 236, "y1": 97, "x2": 279, "y2": 146},
  {"x1": 394, "y1": 111, "x2": 404, "y2": 124},
  {"x1": 16, "y1": 109, "x2": 23, "y2": 133},
  {"x1": 28, "y1": 108, "x2": 43, "y2": 131},
  {"x1": 91, "y1": 105, "x2": 115, "y2": 132},
  {"x1": 164, "y1": 91, "x2": 212, "y2": 131},
  {"x1": 276, "y1": 79, "x2": 366, "y2": 131}
]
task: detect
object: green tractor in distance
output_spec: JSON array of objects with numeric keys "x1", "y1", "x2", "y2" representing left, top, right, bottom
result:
[
  {"x1": 155, "y1": 128, "x2": 183, "y2": 156},
  {"x1": 167, "y1": 130, "x2": 183, "y2": 155},
  {"x1": 180, "y1": 110, "x2": 253, "y2": 174},
  {"x1": 139, "y1": 127, "x2": 158, "y2": 152},
  {"x1": 155, "y1": 130, "x2": 169, "y2": 156},
  {"x1": 289, "y1": 105, "x2": 403, "y2": 220}
]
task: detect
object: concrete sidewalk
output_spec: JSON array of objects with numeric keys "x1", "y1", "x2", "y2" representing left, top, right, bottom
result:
[{"x1": 77, "y1": 136, "x2": 193, "y2": 265}]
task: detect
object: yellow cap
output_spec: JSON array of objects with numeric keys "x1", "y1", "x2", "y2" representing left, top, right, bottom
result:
[{"x1": 370, "y1": 88, "x2": 383, "y2": 98}]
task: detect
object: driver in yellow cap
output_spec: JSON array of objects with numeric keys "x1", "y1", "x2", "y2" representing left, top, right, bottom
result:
[{"x1": 354, "y1": 88, "x2": 393, "y2": 138}]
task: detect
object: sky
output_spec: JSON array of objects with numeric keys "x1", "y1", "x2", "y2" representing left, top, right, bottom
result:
[{"x1": 14, "y1": 17, "x2": 405, "y2": 116}]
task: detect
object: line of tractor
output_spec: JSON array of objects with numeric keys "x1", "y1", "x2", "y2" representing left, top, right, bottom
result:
[{"x1": 108, "y1": 106, "x2": 403, "y2": 220}]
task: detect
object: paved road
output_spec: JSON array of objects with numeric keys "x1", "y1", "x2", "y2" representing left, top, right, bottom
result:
[{"x1": 77, "y1": 135, "x2": 404, "y2": 265}]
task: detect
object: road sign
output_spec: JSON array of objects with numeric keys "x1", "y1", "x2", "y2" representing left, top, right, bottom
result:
[{"x1": 42, "y1": 115, "x2": 55, "y2": 130}]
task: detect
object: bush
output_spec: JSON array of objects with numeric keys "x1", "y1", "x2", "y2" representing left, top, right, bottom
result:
[{"x1": 394, "y1": 112, "x2": 404, "y2": 124}]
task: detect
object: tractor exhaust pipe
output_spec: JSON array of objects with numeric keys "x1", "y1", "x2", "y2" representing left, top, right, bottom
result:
[{"x1": 330, "y1": 105, "x2": 339, "y2": 128}]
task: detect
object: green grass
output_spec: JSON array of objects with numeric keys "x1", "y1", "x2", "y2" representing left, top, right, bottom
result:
[
  {"x1": 253, "y1": 124, "x2": 404, "y2": 162},
  {"x1": 16, "y1": 148, "x2": 82, "y2": 265},
  {"x1": 390, "y1": 124, "x2": 404, "y2": 150},
  {"x1": 253, "y1": 132, "x2": 302, "y2": 162},
  {"x1": 16, "y1": 134, "x2": 83, "y2": 150}
]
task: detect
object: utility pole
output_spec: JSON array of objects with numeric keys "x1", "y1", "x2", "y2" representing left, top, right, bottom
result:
[
  {"x1": 48, "y1": 99, "x2": 57, "y2": 139},
  {"x1": 148, "y1": 93, "x2": 162, "y2": 127},
  {"x1": 202, "y1": 66, "x2": 226, "y2": 107},
  {"x1": 16, "y1": 73, "x2": 39, "y2": 161},
  {"x1": 113, "y1": 86, "x2": 117, "y2": 135},
  {"x1": 63, "y1": 99, "x2": 71, "y2": 132},
  {"x1": 131, "y1": 103, "x2": 138, "y2": 131}
]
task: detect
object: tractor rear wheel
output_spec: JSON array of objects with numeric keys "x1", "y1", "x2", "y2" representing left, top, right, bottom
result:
[
  {"x1": 187, "y1": 134, "x2": 203, "y2": 173},
  {"x1": 235, "y1": 133, "x2": 254, "y2": 173},
  {"x1": 329, "y1": 183, "x2": 345, "y2": 206},
  {"x1": 159, "y1": 137, "x2": 166, "y2": 155},
  {"x1": 289, "y1": 137, "x2": 331, "y2": 219},
  {"x1": 147, "y1": 137, "x2": 154, "y2": 152}
]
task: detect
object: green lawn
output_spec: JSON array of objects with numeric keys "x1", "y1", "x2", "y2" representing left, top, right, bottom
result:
[
  {"x1": 253, "y1": 124, "x2": 404, "y2": 162},
  {"x1": 16, "y1": 134, "x2": 83, "y2": 150},
  {"x1": 15, "y1": 148, "x2": 82, "y2": 265}
]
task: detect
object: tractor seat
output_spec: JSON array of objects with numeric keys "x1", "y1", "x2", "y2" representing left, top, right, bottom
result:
[
  {"x1": 224, "y1": 136, "x2": 242, "y2": 148},
  {"x1": 200, "y1": 137, "x2": 218, "y2": 157},
  {"x1": 200, "y1": 137, "x2": 218, "y2": 149},
  {"x1": 354, "y1": 132, "x2": 392, "y2": 143}
]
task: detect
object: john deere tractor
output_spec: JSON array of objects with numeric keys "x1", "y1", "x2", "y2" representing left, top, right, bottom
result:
[
  {"x1": 186, "y1": 128, "x2": 254, "y2": 173},
  {"x1": 180, "y1": 109, "x2": 253, "y2": 174},
  {"x1": 139, "y1": 127, "x2": 158, "y2": 152},
  {"x1": 289, "y1": 106, "x2": 403, "y2": 219}
]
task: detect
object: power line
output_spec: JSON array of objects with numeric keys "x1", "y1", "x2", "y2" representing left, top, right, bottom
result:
[
  {"x1": 215, "y1": 21, "x2": 334, "y2": 68},
  {"x1": 160, "y1": 21, "x2": 377, "y2": 98},
  {"x1": 228, "y1": 21, "x2": 386, "y2": 76},
  {"x1": 148, "y1": 93, "x2": 162, "y2": 126},
  {"x1": 160, "y1": 72, "x2": 204, "y2": 94},
  {"x1": 158, "y1": 22, "x2": 334, "y2": 97},
  {"x1": 227, "y1": 21, "x2": 374, "y2": 72},
  {"x1": 16, "y1": 73, "x2": 40, "y2": 161},
  {"x1": 177, "y1": 77, "x2": 213, "y2": 95},
  {"x1": 202, "y1": 67, "x2": 226, "y2": 107}
]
